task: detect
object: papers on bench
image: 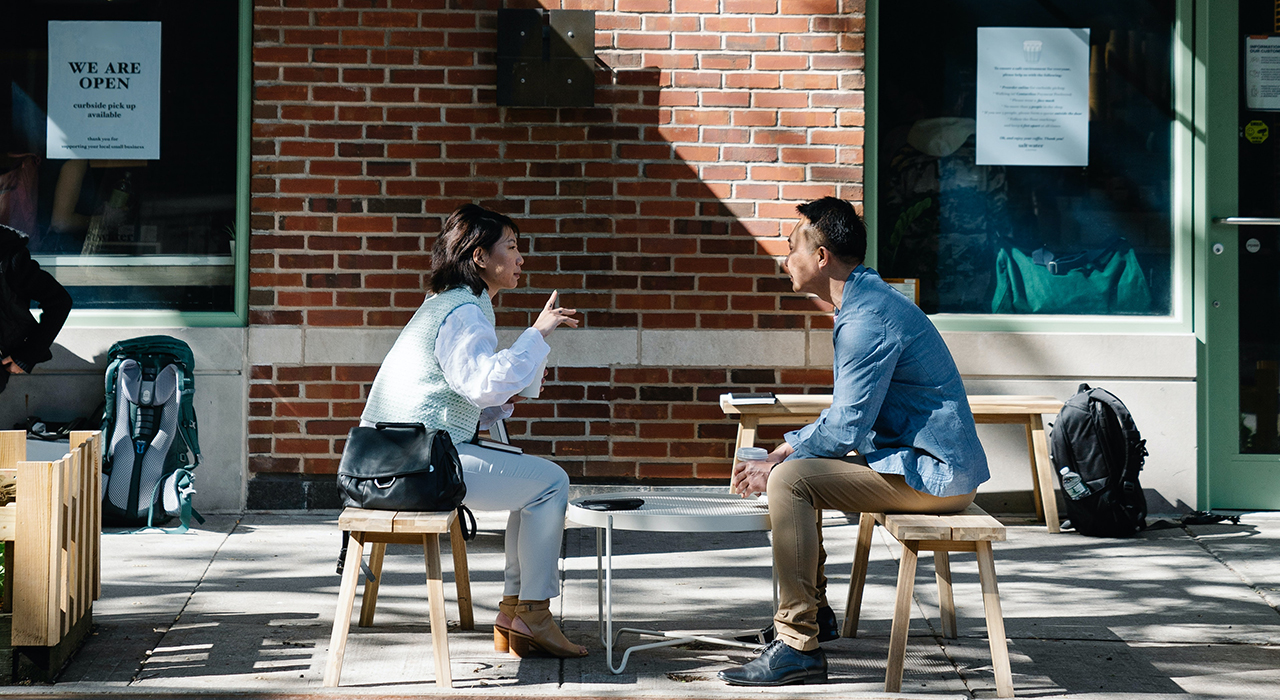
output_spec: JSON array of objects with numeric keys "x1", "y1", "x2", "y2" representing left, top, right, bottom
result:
[{"x1": 724, "y1": 392, "x2": 778, "y2": 406}]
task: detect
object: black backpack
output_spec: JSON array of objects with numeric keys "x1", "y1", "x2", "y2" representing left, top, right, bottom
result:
[{"x1": 1049, "y1": 384, "x2": 1149, "y2": 537}]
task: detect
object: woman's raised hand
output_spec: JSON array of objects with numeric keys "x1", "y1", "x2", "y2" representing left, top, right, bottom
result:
[{"x1": 533, "y1": 291, "x2": 579, "y2": 337}]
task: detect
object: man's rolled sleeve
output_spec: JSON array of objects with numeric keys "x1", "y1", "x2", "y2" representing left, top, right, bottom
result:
[{"x1": 785, "y1": 312, "x2": 901, "y2": 461}]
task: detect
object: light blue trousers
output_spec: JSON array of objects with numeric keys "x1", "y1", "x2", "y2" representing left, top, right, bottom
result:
[{"x1": 455, "y1": 443, "x2": 569, "y2": 601}]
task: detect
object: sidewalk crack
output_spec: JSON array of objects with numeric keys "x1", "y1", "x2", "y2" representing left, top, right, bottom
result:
[
  {"x1": 127, "y1": 517, "x2": 243, "y2": 685},
  {"x1": 1185, "y1": 525, "x2": 1280, "y2": 619}
]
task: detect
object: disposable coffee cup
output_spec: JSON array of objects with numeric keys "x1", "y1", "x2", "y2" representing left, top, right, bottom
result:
[
  {"x1": 518, "y1": 357, "x2": 548, "y2": 399},
  {"x1": 736, "y1": 447, "x2": 769, "y2": 463}
]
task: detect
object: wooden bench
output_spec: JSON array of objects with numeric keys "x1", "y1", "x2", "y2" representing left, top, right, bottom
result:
[
  {"x1": 844, "y1": 504, "x2": 1013, "y2": 698},
  {"x1": 721, "y1": 393, "x2": 1066, "y2": 532},
  {"x1": 0, "y1": 430, "x2": 102, "y2": 681},
  {"x1": 324, "y1": 506, "x2": 474, "y2": 689}
]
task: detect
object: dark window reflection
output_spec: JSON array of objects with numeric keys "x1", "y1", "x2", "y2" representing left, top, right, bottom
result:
[
  {"x1": 1237, "y1": 0, "x2": 1280, "y2": 453},
  {"x1": 877, "y1": 0, "x2": 1174, "y2": 316},
  {"x1": 0, "y1": 2, "x2": 237, "y2": 312}
]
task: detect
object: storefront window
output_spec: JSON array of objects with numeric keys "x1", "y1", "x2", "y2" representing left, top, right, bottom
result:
[
  {"x1": 1, "y1": 2, "x2": 239, "y2": 312},
  {"x1": 876, "y1": 0, "x2": 1175, "y2": 316}
]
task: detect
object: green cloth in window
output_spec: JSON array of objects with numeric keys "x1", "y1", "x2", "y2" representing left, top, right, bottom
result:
[{"x1": 992, "y1": 246, "x2": 1153, "y2": 315}]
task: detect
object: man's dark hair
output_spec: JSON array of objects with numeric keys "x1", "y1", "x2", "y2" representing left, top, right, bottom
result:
[
  {"x1": 430, "y1": 203, "x2": 519, "y2": 295},
  {"x1": 796, "y1": 197, "x2": 866, "y2": 264}
]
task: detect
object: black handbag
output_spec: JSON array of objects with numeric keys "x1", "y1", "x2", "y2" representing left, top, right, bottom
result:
[{"x1": 336, "y1": 422, "x2": 474, "y2": 536}]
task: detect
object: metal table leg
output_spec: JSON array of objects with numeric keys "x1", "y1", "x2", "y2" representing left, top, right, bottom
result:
[{"x1": 593, "y1": 515, "x2": 768, "y2": 675}]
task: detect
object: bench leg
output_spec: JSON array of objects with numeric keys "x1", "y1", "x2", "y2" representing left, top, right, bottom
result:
[
  {"x1": 449, "y1": 516, "x2": 474, "y2": 631},
  {"x1": 324, "y1": 534, "x2": 365, "y2": 688},
  {"x1": 358, "y1": 542, "x2": 386, "y2": 628},
  {"x1": 935, "y1": 550, "x2": 956, "y2": 639},
  {"x1": 1024, "y1": 424, "x2": 1045, "y2": 522},
  {"x1": 1030, "y1": 414, "x2": 1061, "y2": 534},
  {"x1": 842, "y1": 512, "x2": 876, "y2": 638},
  {"x1": 976, "y1": 541, "x2": 1014, "y2": 698},
  {"x1": 2, "y1": 540, "x2": 12, "y2": 614},
  {"x1": 884, "y1": 540, "x2": 919, "y2": 693},
  {"x1": 734, "y1": 416, "x2": 760, "y2": 454},
  {"x1": 424, "y1": 533, "x2": 452, "y2": 688}
]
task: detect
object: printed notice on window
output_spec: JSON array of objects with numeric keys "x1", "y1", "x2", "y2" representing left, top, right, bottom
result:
[
  {"x1": 976, "y1": 27, "x2": 1089, "y2": 166},
  {"x1": 1246, "y1": 36, "x2": 1280, "y2": 111},
  {"x1": 47, "y1": 21, "x2": 161, "y2": 160}
]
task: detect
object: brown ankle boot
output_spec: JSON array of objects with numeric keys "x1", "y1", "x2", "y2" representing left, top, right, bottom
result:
[
  {"x1": 509, "y1": 599, "x2": 588, "y2": 658},
  {"x1": 494, "y1": 595, "x2": 519, "y2": 653}
]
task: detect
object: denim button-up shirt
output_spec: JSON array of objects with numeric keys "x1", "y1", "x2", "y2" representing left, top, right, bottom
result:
[{"x1": 784, "y1": 266, "x2": 989, "y2": 498}]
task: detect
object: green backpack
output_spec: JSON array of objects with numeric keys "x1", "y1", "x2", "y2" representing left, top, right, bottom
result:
[{"x1": 101, "y1": 335, "x2": 204, "y2": 531}]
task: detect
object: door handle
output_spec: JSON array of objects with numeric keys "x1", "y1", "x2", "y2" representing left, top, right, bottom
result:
[{"x1": 1213, "y1": 217, "x2": 1280, "y2": 225}]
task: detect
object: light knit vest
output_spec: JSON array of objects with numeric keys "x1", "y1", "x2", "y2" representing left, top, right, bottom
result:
[{"x1": 361, "y1": 287, "x2": 495, "y2": 446}]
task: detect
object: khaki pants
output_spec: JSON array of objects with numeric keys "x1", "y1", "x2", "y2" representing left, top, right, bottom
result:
[{"x1": 766, "y1": 456, "x2": 975, "y2": 651}]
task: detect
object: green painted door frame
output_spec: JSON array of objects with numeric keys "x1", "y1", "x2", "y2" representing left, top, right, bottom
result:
[{"x1": 1197, "y1": 1, "x2": 1280, "y2": 510}]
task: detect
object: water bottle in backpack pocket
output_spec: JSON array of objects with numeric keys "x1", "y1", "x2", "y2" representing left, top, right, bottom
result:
[{"x1": 1049, "y1": 383, "x2": 1149, "y2": 537}]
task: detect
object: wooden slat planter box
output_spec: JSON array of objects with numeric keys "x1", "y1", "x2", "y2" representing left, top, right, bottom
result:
[{"x1": 0, "y1": 430, "x2": 102, "y2": 682}]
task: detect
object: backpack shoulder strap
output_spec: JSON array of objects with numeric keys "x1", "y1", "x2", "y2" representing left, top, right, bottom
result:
[
  {"x1": 1085, "y1": 387, "x2": 1147, "y2": 472},
  {"x1": 176, "y1": 361, "x2": 201, "y2": 467}
]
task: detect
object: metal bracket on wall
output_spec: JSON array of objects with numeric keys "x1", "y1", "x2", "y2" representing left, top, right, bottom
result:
[{"x1": 496, "y1": 9, "x2": 595, "y2": 107}]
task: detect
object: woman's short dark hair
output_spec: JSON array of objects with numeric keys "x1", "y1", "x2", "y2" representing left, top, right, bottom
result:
[
  {"x1": 430, "y1": 204, "x2": 519, "y2": 295},
  {"x1": 796, "y1": 197, "x2": 866, "y2": 264}
]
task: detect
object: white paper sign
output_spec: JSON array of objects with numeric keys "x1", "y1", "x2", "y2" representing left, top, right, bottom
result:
[
  {"x1": 46, "y1": 21, "x2": 161, "y2": 159},
  {"x1": 976, "y1": 27, "x2": 1090, "y2": 166},
  {"x1": 1246, "y1": 35, "x2": 1280, "y2": 111}
]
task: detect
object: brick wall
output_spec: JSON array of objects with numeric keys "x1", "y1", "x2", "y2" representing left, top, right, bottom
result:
[{"x1": 248, "y1": 0, "x2": 864, "y2": 506}]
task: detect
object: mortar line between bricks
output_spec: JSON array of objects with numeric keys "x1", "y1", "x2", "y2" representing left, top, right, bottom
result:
[
  {"x1": 1184, "y1": 525, "x2": 1280, "y2": 621},
  {"x1": 127, "y1": 517, "x2": 244, "y2": 685}
]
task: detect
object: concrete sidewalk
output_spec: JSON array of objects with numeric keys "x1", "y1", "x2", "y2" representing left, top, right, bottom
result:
[{"x1": 8, "y1": 503, "x2": 1280, "y2": 699}]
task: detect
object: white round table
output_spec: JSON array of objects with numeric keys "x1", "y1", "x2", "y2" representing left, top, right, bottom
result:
[
  {"x1": 567, "y1": 491, "x2": 770, "y2": 532},
  {"x1": 566, "y1": 492, "x2": 773, "y2": 674}
]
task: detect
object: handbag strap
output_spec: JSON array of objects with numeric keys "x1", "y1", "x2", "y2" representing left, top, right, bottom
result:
[{"x1": 457, "y1": 505, "x2": 477, "y2": 541}]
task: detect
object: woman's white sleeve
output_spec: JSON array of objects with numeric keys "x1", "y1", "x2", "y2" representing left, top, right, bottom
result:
[
  {"x1": 435, "y1": 304, "x2": 550, "y2": 409},
  {"x1": 478, "y1": 403, "x2": 515, "y2": 430}
]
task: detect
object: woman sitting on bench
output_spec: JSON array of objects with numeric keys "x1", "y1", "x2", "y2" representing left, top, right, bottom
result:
[{"x1": 360, "y1": 203, "x2": 586, "y2": 659}]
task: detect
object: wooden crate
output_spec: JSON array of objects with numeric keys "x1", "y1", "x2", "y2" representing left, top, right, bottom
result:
[{"x1": 0, "y1": 430, "x2": 102, "y2": 678}]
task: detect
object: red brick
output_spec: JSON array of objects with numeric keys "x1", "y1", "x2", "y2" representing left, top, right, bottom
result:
[
  {"x1": 619, "y1": 0, "x2": 671, "y2": 8},
  {"x1": 255, "y1": 46, "x2": 311, "y2": 63},
  {"x1": 673, "y1": 33, "x2": 720, "y2": 51},
  {"x1": 278, "y1": 366, "x2": 333, "y2": 382},
  {"x1": 275, "y1": 438, "x2": 331, "y2": 454},
  {"x1": 307, "y1": 309, "x2": 365, "y2": 326},
  {"x1": 304, "y1": 383, "x2": 364, "y2": 400},
  {"x1": 613, "y1": 441, "x2": 668, "y2": 458},
  {"x1": 617, "y1": 33, "x2": 671, "y2": 50},
  {"x1": 361, "y1": 11, "x2": 419, "y2": 27},
  {"x1": 779, "y1": 0, "x2": 837, "y2": 13}
]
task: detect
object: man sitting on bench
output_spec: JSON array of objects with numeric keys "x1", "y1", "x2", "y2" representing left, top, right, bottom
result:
[{"x1": 719, "y1": 197, "x2": 990, "y2": 686}]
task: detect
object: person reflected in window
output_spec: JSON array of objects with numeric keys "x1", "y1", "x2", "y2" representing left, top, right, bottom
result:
[
  {"x1": 719, "y1": 198, "x2": 989, "y2": 686},
  {"x1": 0, "y1": 224, "x2": 73, "y2": 393},
  {"x1": 360, "y1": 203, "x2": 587, "y2": 659}
]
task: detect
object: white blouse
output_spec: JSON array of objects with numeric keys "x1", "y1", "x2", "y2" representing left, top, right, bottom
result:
[{"x1": 434, "y1": 303, "x2": 549, "y2": 429}]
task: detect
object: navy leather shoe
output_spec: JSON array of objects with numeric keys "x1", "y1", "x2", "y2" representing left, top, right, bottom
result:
[
  {"x1": 717, "y1": 639, "x2": 828, "y2": 686},
  {"x1": 734, "y1": 605, "x2": 840, "y2": 644}
]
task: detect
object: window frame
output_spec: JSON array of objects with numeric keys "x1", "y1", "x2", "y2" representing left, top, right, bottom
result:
[
  {"x1": 864, "y1": 0, "x2": 1196, "y2": 334},
  {"x1": 55, "y1": 0, "x2": 251, "y2": 328}
]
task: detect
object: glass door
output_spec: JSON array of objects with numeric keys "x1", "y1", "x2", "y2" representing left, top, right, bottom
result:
[{"x1": 1202, "y1": 1, "x2": 1280, "y2": 508}]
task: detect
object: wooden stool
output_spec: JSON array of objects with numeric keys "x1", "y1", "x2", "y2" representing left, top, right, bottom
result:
[
  {"x1": 324, "y1": 507, "x2": 474, "y2": 688},
  {"x1": 843, "y1": 504, "x2": 1014, "y2": 698}
]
